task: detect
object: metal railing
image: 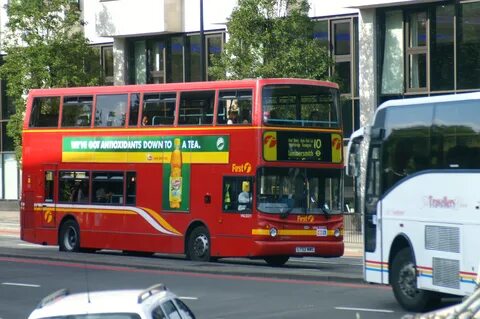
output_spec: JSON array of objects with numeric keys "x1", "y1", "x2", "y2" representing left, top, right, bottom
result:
[{"x1": 343, "y1": 213, "x2": 362, "y2": 244}]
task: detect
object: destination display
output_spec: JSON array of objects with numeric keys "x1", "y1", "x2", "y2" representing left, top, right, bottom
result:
[{"x1": 263, "y1": 131, "x2": 342, "y2": 163}]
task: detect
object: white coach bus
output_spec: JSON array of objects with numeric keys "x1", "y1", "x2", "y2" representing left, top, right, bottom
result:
[{"x1": 347, "y1": 92, "x2": 480, "y2": 312}]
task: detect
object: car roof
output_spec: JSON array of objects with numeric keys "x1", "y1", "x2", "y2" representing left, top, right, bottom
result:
[{"x1": 29, "y1": 284, "x2": 176, "y2": 319}]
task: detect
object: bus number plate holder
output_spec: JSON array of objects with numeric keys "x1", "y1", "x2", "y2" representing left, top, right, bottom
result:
[{"x1": 296, "y1": 247, "x2": 315, "y2": 253}]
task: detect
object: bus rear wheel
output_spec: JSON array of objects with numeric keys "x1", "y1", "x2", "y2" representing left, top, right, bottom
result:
[
  {"x1": 391, "y1": 248, "x2": 439, "y2": 312},
  {"x1": 187, "y1": 226, "x2": 211, "y2": 262},
  {"x1": 59, "y1": 220, "x2": 80, "y2": 252},
  {"x1": 264, "y1": 256, "x2": 289, "y2": 267}
]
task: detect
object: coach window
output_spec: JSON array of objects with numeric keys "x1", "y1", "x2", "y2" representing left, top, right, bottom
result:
[
  {"x1": 29, "y1": 97, "x2": 60, "y2": 128},
  {"x1": 95, "y1": 94, "x2": 128, "y2": 127},
  {"x1": 61, "y1": 96, "x2": 93, "y2": 127},
  {"x1": 58, "y1": 171, "x2": 90, "y2": 203},
  {"x1": 142, "y1": 93, "x2": 176, "y2": 126},
  {"x1": 223, "y1": 176, "x2": 253, "y2": 213},
  {"x1": 92, "y1": 172, "x2": 124, "y2": 204},
  {"x1": 217, "y1": 90, "x2": 252, "y2": 125},
  {"x1": 128, "y1": 93, "x2": 141, "y2": 126},
  {"x1": 44, "y1": 171, "x2": 54, "y2": 202},
  {"x1": 178, "y1": 91, "x2": 214, "y2": 125}
]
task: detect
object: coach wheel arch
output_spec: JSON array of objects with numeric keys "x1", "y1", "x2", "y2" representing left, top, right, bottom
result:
[
  {"x1": 388, "y1": 234, "x2": 415, "y2": 283},
  {"x1": 58, "y1": 216, "x2": 81, "y2": 252},
  {"x1": 185, "y1": 221, "x2": 212, "y2": 262}
]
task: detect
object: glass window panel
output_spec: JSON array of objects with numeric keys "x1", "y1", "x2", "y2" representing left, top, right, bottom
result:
[
  {"x1": 179, "y1": 91, "x2": 214, "y2": 125},
  {"x1": 336, "y1": 61, "x2": 351, "y2": 94},
  {"x1": 126, "y1": 172, "x2": 136, "y2": 205},
  {"x1": 162, "y1": 300, "x2": 182, "y2": 319},
  {"x1": 408, "y1": 53, "x2": 427, "y2": 89},
  {"x1": 1, "y1": 122, "x2": 13, "y2": 151},
  {"x1": 342, "y1": 99, "x2": 353, "y2": 138},
  {"x1": 58, "y1": 171, "x2": 90, "y2": 203},
  {"x1": 102, "y1": 46, "x2": 114, "y2": 83},
  {"x1": 4, "y1": 153, "x2": 18, "y2": 199},
  {"x1": 457, "y1": 2, "x2": 480, "y2": 90},
  {"x1": 92, "y1": 171, "x2": 124, "y2": 204},
  {"x1": 206, "y1": 34, "x2": 223, "y2": 81},
  {"x1": 431, "y1": 5, "x2": 454, "y2": 91},
  {"x1": 44, "y1": 171, "x2": 54, "y2": 203},
  {"x1": 217, "y1": 89, "x2": 252, "y2": 125},
  {"x1": 313, "y1": 20, "x2": 329, "y2": 50},
  {"x1": 169, "y1": 36, "x2": 184, "y2": 83},
  {"x1": 381, "y1": 10, "x2": 404, "y2": 94},
  {"x1": 29, "y1": 97, "x2": 60, "y2": 128},
  {"x1": 95, "y1": 94, "x2": 128, "y2": 127},
  {"x1": 334, "y1": 22, "x2": 350, "y2": 55},
  {"x1": 128, "y1": 93, "x2": 140, "y2": 126},
  {"x1": 134, "y1": 40, "x2": 147, "y2": 84},
  {"x1": 142, "y1": 92, "x2": 176, "y2": 126},
  {"x1": 187, "y1": 35, "x2": 202, "y2": 82},
  {"x1": 62, "y1": 96, "x2": 93, "y2": 127},
  {"x1": 148, "y1": 40, "x2": 165, "y2": 84},
  {"x1": 409, "y1": 12, "x2": 427, "y2": 47}
]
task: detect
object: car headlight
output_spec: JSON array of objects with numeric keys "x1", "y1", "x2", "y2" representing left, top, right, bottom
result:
[{"x1": 269, "y1": 227, "x2": 278, "y2": 237}]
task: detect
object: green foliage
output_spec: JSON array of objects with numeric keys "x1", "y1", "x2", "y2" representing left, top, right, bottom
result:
[
  {"x1": 1, "y1": 0, "x2": 103, "y2": 162},
  {"x1": 209, "y1": 0, "x2": 334, "y2": 81}
]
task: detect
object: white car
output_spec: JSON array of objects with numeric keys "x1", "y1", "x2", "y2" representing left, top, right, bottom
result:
[{"x1": 28, "y1": 283, "x2": 196, "y2": 319}]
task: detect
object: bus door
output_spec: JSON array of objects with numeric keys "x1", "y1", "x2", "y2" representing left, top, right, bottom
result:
[
  {"x1": 41, "y1": 165, "x2": 57, "y2": 228},
  {"x1": 219, "y1": 176, "x2": 254, "y2": 255},
  {"x1": 364, "y1": 143, "x2": 385, "y2": 283}
]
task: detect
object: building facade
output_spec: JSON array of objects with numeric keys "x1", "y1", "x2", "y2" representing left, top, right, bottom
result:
[{"x1": 2, "y1": 0, "x2": 480, "y2": 211}]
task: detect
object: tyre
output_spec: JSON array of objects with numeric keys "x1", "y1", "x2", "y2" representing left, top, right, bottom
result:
[
  {"x1": 264, "y1": 256, "x2": 289, "y2": 267},
  {"x1": 391, "y1": 248, "x2": 439, "y2": 312},
  {"x1": 59, "y1": 219, "x2": 80, "y2": 252},
  {"x1": 187, "y1": 226, "x2": 211, "y2": 262}
]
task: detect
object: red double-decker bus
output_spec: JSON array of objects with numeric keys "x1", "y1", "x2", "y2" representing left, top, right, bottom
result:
[{"x1": 20, "y1": 78, "x2": 344, "y2": 266}]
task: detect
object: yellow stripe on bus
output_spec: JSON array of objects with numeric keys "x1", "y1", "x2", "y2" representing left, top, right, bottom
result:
[
  {"x1": 252, "y1": 229, "x2": 337, "y2": 236},
  {"x1": 62, "y1": 151, "x2": 229, "y2": 164}
]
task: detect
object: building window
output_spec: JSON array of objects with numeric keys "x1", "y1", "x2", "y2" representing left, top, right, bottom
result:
[
  {"x1": 186, "y1": 35, "x2": 202, "y2": 82},
  {"x1": 381, "y1": 10, "x2": 404, "y2": 94},
  {"x1": 169, "y1": 36, "x2": 184, "y2": 83},
  {"x1": 406, "y1": 11, "x2": 427, "y2": 91},
  {"x1": 332, "y1": 20, "x2": 353, "y2": 94},
  {"x1": 102, "y1": 46, "x2": 114, "y2": 85},
  {"x1": 206, "y1": 34, "x2": 223, "y2": 81},
  {"x1": 457, "y1": 1, "x2": 480, "y2": 90},
  {"x1": 147, "y1": 39, "x2": 166, "y2": 84}
]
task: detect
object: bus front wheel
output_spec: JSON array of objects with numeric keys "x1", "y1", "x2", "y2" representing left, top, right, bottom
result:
[
  {"x1": 59, "y1": 220, "x2": 80, "y2": 252},
  {"x1": 391, "y1": 248, "x2": 439, "y2": 312},
  {"x1": 264, "y1": 256, "x2": 289, "y2": 267},
  {"x1": 187, "y1": 226, "x2": 211, "y2": 262}
]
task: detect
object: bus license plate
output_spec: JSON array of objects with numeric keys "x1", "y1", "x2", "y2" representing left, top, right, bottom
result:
[{"x1": 296, "y1": 247, "x2": 315, "y2": 253}]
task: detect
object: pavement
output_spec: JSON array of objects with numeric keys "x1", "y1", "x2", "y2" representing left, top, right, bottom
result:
[{"x1": 0, "y1": 210, "x2": 364, "y2": 283}]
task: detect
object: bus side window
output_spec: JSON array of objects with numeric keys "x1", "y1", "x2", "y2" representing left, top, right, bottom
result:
[
  {"x1": 128, "y1": 93, "x2": 140, "y2": 126},
  {"x1": 223, "y1": 177, "x2": 253, "y2": 212},
  {"x1": 217, "y1": 90, "x2": 252, "y2": 125},
  {"x1": 44, "y1": 171, "x2": 55, "y2": 202},
  {"x1": 62, "y1": 96, "x2": 93, "y2": 128},
  {"x1": 179, "y1": 91, "x2": 214, "y2": 125},
  {"x1": 29, "y1": 97, "x2": 61, "y2": 128}
]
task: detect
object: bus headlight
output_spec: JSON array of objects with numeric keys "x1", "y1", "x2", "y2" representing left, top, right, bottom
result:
[
  {"x1": 334, "y1": 228, "x2": 341, "y2": 237},
  {"x1": 269, "y1": 227, "x2": 278, "y2": 237}
]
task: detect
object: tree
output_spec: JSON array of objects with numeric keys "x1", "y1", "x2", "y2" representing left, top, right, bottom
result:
[
  {"x1": 1, "y1": 0, "x2": 103, "y2": 161},
  {"x1": 209, "y1": 0, "x2": 333, "y2": 81}
]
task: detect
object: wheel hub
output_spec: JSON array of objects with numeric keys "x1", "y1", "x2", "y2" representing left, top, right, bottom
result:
[
  {"x1": 398, "y1": 262, "x2": 418, "y2": 298},
  {"x1": 193, "y1": 234, "x2": 209, "y2": 257}
]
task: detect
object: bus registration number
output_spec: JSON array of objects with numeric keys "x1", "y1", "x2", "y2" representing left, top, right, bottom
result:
[{"x1": 296, "y1": 247, "x2": 315, "y2": 253}]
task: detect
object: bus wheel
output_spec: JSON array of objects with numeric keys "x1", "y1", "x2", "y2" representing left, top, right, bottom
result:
[
  {"x1": 391, "y1": 248, "x2": 438, "y2": 312},
  {"x1": 264, "y1": 256, "x2": 289, "y2": 267},
  {"x1": 187, "y1": 226, "x2": 211, "y2": 262},
  {"x1": 59, "y1": 220, "x2": 80, "y2": 252}
]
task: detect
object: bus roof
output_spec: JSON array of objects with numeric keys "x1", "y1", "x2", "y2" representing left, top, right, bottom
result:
[
  {"x1": 27, "y1": 78, "x2": 339, "y2": 97},
  {"x1": 377, "y1": 91, "x2": 480, "y2": 112}
]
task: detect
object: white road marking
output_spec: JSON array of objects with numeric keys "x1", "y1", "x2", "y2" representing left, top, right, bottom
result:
[
  {"x1": 179, "y1": 296, "x2": 198, "y2": 300},
  {"x1": 335, "y1": 306, "x2": 394, "y2": 313},
  {"x1": 2, "y1": 282, "x2": 40, "y2": 288}
]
